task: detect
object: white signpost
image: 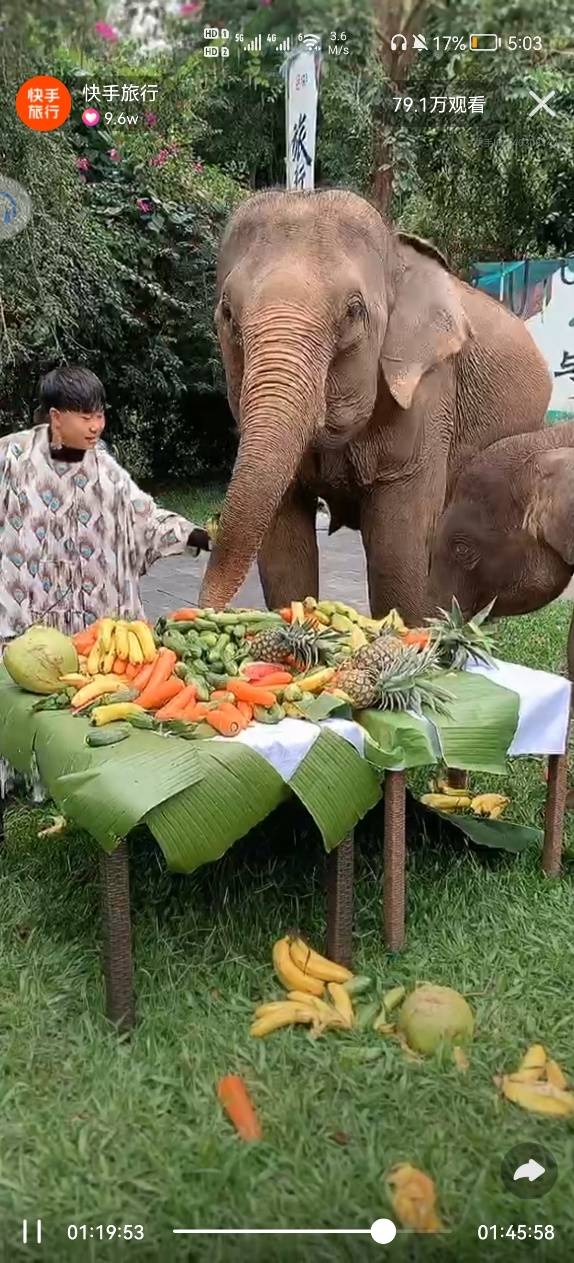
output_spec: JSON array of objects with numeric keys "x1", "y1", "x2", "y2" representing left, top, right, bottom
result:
[{"x1": 283, "y1": 36, "x2": 322, "y2": 191}]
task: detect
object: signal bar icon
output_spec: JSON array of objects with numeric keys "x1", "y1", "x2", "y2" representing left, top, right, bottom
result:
[
  {"x1": 278, "y1": 36, "x2": 291, "y2": 52},
  {"x1": 246, "y1": 34, "x2": 262, "y2": 52}
]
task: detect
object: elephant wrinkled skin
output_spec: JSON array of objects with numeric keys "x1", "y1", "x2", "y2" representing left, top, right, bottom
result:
[
  {"x1": 428, "y1": 421, "x2": 574, "y2": 678},
  {"x1": 200, "y1": 189, "x2": 551, "y2": 622}
]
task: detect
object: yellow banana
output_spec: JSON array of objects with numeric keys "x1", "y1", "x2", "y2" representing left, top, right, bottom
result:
[
  {"x1": 59, "y1": 673, "x2": 88, "y2": 688},
  {"x1": 99, "y1": 618, "x2": 115, "y2": 654},
  {"x1": 501, "y1": 1075, "x2": 574, "y2": 1117},
  {"x1": 102, "y1": 648, "x2": 116, "y2": 674},
  {"x1": 350, "y1": 625, "x2": 368, "y2": 651},
  {"x1": 272, "y1": 938, "x2": 324, "y2": 996},
  {"x1": 547, "y1": 1059, "x2": 568, "y2": 1090},
  {"x1": 288, "y1": 937, "x2": 353, "y2": 984},
  {"x1": 291, "y1": 601, "x2": 305, "y2": 624},
  {"x1": 130, "y1": 620, "x2": 157, "y2": 663},
  {"x1": 382, "y1": 985, "x2": 406, "y2": 1015},
  {"x1": 250, "y1": 1003, "x2": 319, "y2": 1037},
  {"x1": 286, "y1": 992, "x2": 347, "y2": 1027},
  {"x1": 327, "y1": 982, "x2": 354, "y2": 1028},
  {"x1": 127, "y1": 631, "x2": 144, "y2": 666},
  {"x1": 518, "y1": 1044, "x2": 547, "y2": 1074},
  {"x1": 470, "y1": 793, "x2": 509, "y2": 817},
  {"x1": 114, "y1": 621, "x2": 129, "y2": 661},
  {"x1": 420, "y1": 793, "x2": 472, "y2": 811},
  {"x1": 90, "y1": 702, "x2": 145, "y2": 726},
  {"x1": 86, "y1": 638, "x2": 103, "y2": 676}
]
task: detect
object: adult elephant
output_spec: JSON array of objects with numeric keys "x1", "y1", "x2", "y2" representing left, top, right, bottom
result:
[{"x1": 200, "y1": 189, "x2": 551, "y2": 621}]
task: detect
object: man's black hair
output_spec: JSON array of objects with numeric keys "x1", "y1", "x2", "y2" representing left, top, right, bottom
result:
[{"x1": 36, "y1": 366, "x2": 106, "y2": 420}]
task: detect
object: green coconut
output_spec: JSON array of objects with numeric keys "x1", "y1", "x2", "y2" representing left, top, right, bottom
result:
[
  {"x1": 4, "y1": 625, "x2": 78, "y2": 694},
  {"x1": 398, "y1": 984, "x2": 474, "y2": 1054}
]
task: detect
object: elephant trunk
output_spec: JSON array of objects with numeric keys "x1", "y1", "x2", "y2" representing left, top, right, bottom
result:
[{"x1": 200, "y1": 306, "x2": 330, "y2": 609}]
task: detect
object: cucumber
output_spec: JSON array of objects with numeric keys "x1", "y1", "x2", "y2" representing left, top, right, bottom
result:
[
  {"x1": 193, "y1": 618, "x2": 220, "y2": 632},
  {"x1": 125, "y1": 713, "x2": 157, "y2": 730},
  {"x1": 200, "y1": 632, "x2": 219, "y2": 648},
  {"x1": 86, "y1": 725, "x2": 131, "y2": 746},
  {"x1": 186, "y1": 675, "x2": 210, "y2": 701},
  {"x1": 253, "y1": 703, "x2": 284, "y2": 724},
  {"x1": 188, "y1": 657, "x2": 208, "y2": 676},
  {"x1": 207, "y1": 658, "x2": 224, "y2": 673},
  {"x1": 184, "y1": 642, "x2": 204, "y2": 660},
  {"x1": 175, "y1": 662, "x2": 188, "y2": 680},
  {"x1": 222, "y1": 649, "x2": 238, "y2": 676},
  {"x1": 97, "y1": 687, "x2": 139, "y2": 706},
  {"x1": 183, "y1": 721, "x2": 217, "y2": 740},
  {"x1": 206, "y1": 671, "x2": 229, "y2": 688},
  {"x1": 231, "y1": 624, "x2": 246, "y2": 642},
  {"x1": 162, "y1": 629, "x2": 189, "y2": 655},
  {"x1": 164, "y1": 619, "x2": 198, "y2": 633}
]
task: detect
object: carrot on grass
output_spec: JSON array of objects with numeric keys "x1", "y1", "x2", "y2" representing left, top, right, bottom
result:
[
  {"x1": 137, "y1": 673, "x2": 183, "y2": 711},
  {"x1": 226, "y1": 679, "x2": 277, "y2": 708},
  {"x1": 216, "y1": 1074, "x2": 262, "y2": 1142},
  {"x1": 155, "y1": 683, "x2": 197, "y2": 720}
]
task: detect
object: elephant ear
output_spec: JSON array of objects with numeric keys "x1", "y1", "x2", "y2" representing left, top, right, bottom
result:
[
  {"x1": 525, "y1": 448, "x2": 574, "y2": 565},
  {"x1": 381, "y1": 239, "x2": 473, "y2": 410}
]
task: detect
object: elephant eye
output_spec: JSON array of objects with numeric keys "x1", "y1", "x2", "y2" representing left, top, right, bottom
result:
[
  {"x1": 346, "y1": 296, "x2": 367, "y2": 321},
  {"x1": 454, "y1": 539, "x2": 478, "y2": 567},
  {"x1": 220, "y1": 297, "x2": 232, "y2": 322}
]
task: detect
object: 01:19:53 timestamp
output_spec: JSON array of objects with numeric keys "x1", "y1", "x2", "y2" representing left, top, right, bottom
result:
[
  {"x1": 478, "y1": 1225, "x2": 555, "y2": 1241},
  {"x1": 67, "y1": 1225, "x2": 144, "y2": 1241}
]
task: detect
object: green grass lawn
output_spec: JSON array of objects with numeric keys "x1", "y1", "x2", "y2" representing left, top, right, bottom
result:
[{"x1": 1, "y1": 603, "x2": 573, "y2": 1263}]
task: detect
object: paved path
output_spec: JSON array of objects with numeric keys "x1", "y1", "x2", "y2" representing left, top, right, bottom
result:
[
  {"x1": 141, "y1": 518, "x2": 370, "y2": 621},
  {"x1": 141, "y1": 518, "x2": 574, "y2": 622}
]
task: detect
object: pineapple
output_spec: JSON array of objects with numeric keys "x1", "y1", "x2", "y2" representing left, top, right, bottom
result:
[
  {"x1": 333, "y1": 642, "x2": 454, "y2": 716},
  {"x1": 426, "y1": 597, "x2": 497, "y2": 670},
  {"x1": 249, "y1": 620, "x2": 340, "y2": 670}
]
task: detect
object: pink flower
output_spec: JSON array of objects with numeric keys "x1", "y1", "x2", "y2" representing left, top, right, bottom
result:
[
  {"x1": 75, "y1": 157, "x2": 90, "y2": 173},
  {"x1": 259, "y1": 0, "x2": 272, "y2": 6},
  {"x1": 144, "y1": 112, "x2": 158, "y2": 128},
  {"x1": 108, "y1": 148, "x2": 120, "y2": 161},
  {"x1": 193, "y1": 161, "x2": 204, "y2": 173},
  {"x1": 179, "y1": 2, "x2": 202, "y2": 15},
  {"x1": 94, "y1": 19, "x2": 119, "y2": 41},
  {"x1": 136, "y1": 198, "x2": 153, "y2": 214},
  {"x1": 150, "y1": 150, "x2": 168, "y2": 167}
]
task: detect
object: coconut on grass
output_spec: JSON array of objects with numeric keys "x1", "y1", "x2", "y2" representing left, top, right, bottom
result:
[
  {"x1": 4, "y1": 626, "x2": 78, "y2": 694},
  {"x1": 398, "y1": 984, "x2": 474, "y2": 1054}
]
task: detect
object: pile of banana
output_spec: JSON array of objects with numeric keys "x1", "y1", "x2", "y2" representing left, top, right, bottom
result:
[
  {"x1": 82, "y1": 618, "x2": 156, "y2": 675},
  {"x1": 421, "y1": 781, "x2": 509, "y2": 820},
  {"x1": 250, "y1": 937, "x2": 404, "y2": 1039}
]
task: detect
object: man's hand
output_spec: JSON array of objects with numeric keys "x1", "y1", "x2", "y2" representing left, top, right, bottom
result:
[{"x1": 187, "y1": 527, "x2": 211, "y2": 556}]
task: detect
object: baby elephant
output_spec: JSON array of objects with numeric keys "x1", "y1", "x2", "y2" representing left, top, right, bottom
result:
[{"x1": 428, "y1": 422, "x2": 574, "y2": 677}]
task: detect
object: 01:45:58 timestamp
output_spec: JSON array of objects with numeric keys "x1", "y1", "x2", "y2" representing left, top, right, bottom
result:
[
  {"x1": 67, "y1": 1225, "x2": 144, "y2": 1241},
  {"x1": 478, "y1": 1224, "x2": 555, "y2": 1241}
]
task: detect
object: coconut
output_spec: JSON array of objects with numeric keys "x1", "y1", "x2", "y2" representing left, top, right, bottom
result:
[
  {"x1": 4, "y1": 625, "x2": 78, "y2": 694},
  {"x1": 398, "y1": 984, "x2": 474, "y2": 1054}
]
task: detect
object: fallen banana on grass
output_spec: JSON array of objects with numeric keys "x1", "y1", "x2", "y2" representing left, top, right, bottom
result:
[
  {"x1": 250, "y1": 1003, "x2": 319, "y2": 1038},
  {"x1": 272, "y1": 938, "x2": 325, "y2": 997},
  {"x1": 470, "y1": 793, "x2": 509, "y2": 818},
  {"x1": 420, "y1": 793, "x2": 472, "y2": 811},
  {"x1": 288, "y1": 936, "x2": 353, "y2": 984},
  {"x1": 496, "y1": 1043, "x2": 573, "y2": 1116},
  {"x1": 327, "y1": 982, "x2": 354, "y2": 1028}
]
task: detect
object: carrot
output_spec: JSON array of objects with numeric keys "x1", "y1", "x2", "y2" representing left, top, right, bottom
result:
[
  {"x1": 243, "y1": 662, "x2": 286, "y2": 682},
  {"x1": 216, "y1": 1074, "x2": 262, "y2": 1142},
  {"x1": 184, "y1": 701, "x2": 213, "y2": 721},
  {"x1": 279, "y1": 607, "x2": 293, "y2": 623},
  {"x1": 227, "y1": 679, "x2": 277, "y2": 707},
  {"x1": 138, "y1": 673, "x2": 183, "y2": 711},
  {"x1": 253, "y1": 671, "x2": 293, "y2": 687},
  {"x1": 217, "y1": 702, "x2": 249, "y2": 730},
  {"x1": 112, "y1": 657, "x2": 127, "y2": 675},
  {"x1": 136, "y1": 647, "x2": 177, "y2": 701},
  {"x1": 155, "y1": 683, "x2": 197, "y2": 720},
  {"x1": 72, "y1": 626, "x2": 99, "y2": 654},
  {"x1": 132, "y1": 657, "x2": 158, "y2": 691},
  {"x1": 236, "y1": 700, "x2": 253, "y2": 724},
  {"x1": 403, "y1": 629, "x2": 430, "y2": 649},
  {"x1": 206, "y1": 708, "x2": 243, "y2": 737},
  {"x1": 210, "y1": 689, "x2": 233, "y2": 702},
  {"x1": 169, "y1": 607, "x2": 199, "y2": 621},
  {"x1": 125, "y1": 662, "x2": 139, "y2": 680}
]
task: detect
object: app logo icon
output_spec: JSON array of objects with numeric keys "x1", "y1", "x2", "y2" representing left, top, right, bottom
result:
[{"x1": 16, "y1": 75, "x2": 72, "y2": 132}]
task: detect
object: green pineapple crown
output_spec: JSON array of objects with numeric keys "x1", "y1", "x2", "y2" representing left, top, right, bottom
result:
[
  {"x1": 372, "y1": 642, "x2": 454, "y2": 716},
  {"x1": 425, "y1": 597, "x2": 497, "y2": 670},
  {"x1": 251, "y1": 619, "x2": 339, "y2": 668}
]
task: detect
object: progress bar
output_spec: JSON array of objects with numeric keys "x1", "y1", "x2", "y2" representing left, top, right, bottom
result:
[{"x1": 174, "y1": 1220, "x2": 397, "y2": 1243}]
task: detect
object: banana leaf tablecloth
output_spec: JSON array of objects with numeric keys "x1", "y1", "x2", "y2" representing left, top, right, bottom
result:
[{"x1": 0, "y1": 658, "x2": 570, "y2": 873}]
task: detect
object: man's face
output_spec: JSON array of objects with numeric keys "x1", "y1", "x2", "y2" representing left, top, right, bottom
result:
[{"x1": 50, "y1": 407, "x2": 106, "y2": 451}]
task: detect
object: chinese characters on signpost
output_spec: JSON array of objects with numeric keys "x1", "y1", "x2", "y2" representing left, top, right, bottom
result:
[{"x1": 284, "y1": 39, "x2": 321, "y2": 192}]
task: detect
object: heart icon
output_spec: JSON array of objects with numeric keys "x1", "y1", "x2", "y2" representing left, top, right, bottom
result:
[{"x1": 82, "y1": 108, "x2": 100, "y2": 127}]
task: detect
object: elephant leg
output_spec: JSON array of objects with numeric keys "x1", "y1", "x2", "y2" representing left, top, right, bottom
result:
[
  {"x1": 257, "y1": 485, "x2": 319, "y2": 610},
  {"x1": 360, "y1": 479, "x2": 442, "y2": 623}
]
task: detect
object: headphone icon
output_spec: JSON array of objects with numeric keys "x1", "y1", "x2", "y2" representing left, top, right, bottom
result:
[{"x1": 390, "y1": 33, "x2": 408, "y2": 50}]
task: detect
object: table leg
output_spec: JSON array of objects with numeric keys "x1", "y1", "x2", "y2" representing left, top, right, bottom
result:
[
  {"x1": 326, "y1": 833, "x2": 354, "y2": 969},
  {"x1": 383, "y1": 771, "x2": 406, "y2": 951},
  {"x1": 99, "y1": 840, "x2": 135, "y2": 1032},
  {"x1": 542, "y1": 754, "x2": 568, "y2": 877}
]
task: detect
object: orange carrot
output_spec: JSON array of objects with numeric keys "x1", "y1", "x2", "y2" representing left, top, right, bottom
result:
[
  {"x1": 112, "y1": 657, "x2": 127, "y2": 675},
  {"x1": 227, "y1": 679, "x2": 277, "y2": 708},
  {"x1": 403, "y1": 629, "x2": 430, "y2": 649},
  {"x1": 125, "y1": 662, "x2": 139, "y2": 680},
  {"x1": 216, "y1": 1075, "x2": 262, "y2": 1142},
  {"x1": 155, "y1": 683, "x2": 197, "y2": 720},
  {"x1": 243, "y1": 662, "x2": 286, "y2": 682},
  {"x1": 137, "y1": 647, "x2": 177, "y2": 698},
  {"x1": 137, "y1": 673, "x2": 183, "y2": 712},
  {"x1": 210, "y1": 689, "x2": 233, "y2": 702},
  {"x1": 206, "y1": 708, "x2": 243, "y2": 737},
  {"x1": 184, "y1": 701, "x2": 213, "y2": 721},
  {"x1": 132, "y1": 657, "x2": 158, "y2": 691},
  {"x1": 72, "y1": 625, "x2": 99, "y2": 654},
  {"x1": 253, "y1": 671, "x2": 293, "y2": 687},
  {"x1": 217, "y1": 702, "x2": 249, "y2": 729},
  {"x1": 236, "y1": 700, "x2": 253, "y2": 724},
  {"x1": 279, "y1": 607, "x2": 293, "y2": 623},
  {"x1": 169, "y1": 608, "x2": 199, "y2": 621}
]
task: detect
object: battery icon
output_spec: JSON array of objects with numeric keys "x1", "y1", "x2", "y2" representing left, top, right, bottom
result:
[{"x1": 469, "y1": 33, "x2": 500, "y2": 50}]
